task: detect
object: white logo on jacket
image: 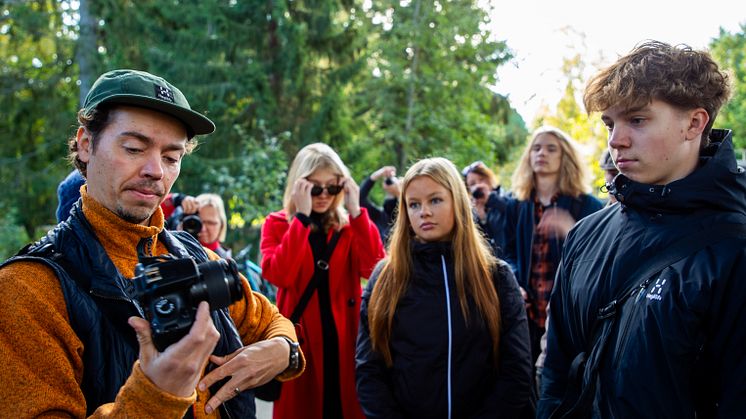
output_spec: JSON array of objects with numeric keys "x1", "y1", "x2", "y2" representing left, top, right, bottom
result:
[{"x1": 646, "y1": 277, "x2": 667, "y2": 301}]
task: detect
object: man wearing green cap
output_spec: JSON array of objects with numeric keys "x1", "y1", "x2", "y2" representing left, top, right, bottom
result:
[{"x1": 0, "y1": 69, "x2": 303, "y2": 417}]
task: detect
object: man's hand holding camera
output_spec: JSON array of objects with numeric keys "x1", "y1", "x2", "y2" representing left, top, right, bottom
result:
[{"x1": 128, "y1": 302, "x2": 220, "y2": 398}]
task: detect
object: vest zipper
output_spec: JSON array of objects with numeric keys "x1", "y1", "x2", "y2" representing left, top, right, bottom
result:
[{"x1": 441, "y1": 255, "x2": 453, "y2": 419}]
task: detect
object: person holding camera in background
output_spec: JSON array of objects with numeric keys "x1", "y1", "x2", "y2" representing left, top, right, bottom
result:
[
  {"x1": 0, "y1": 69, "x2": 303, "y2": 418},
  {"x1": 359, "y1": 165, "x2": 401, "y2": 244},
  {"x1": 462, "y1": 161, "x2": 511, "y2": 258},
  {"x1": 168, "y1": 193, "x2": 233, "y2": 259}
]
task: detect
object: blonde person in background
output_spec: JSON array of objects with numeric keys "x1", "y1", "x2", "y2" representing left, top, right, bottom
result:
[
  {"x1": 503, "y1": 126, "x2": 603, "y2": 370},
  {"x1": 261, "y1": 143, "x2": 385, "y2": 419},
  {"x1": 356, "y1": 157, "x2": 533, "y2": 418},
  {"x1": 193, "y1": 193, "x2": 232, "y2": 259}
]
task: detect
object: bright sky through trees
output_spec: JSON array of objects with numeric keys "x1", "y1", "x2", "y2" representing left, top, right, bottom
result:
[{"x1": 488, "y1": 0, "x2": 746, "y2": 123}]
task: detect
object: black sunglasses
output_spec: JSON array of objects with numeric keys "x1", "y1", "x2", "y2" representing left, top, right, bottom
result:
[{"x1": 311, "y1": 184, "x2": 343, "y2": 196}]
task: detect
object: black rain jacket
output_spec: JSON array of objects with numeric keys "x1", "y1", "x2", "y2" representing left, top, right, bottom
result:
[
  {"x1": 539, "y1": 130, "x2": 746, "y2": 418},
  {"x1": 356, "y1": 241, "x2": 533, "y2": 418}
]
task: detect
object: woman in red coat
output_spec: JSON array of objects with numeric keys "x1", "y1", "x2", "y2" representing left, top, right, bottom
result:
[{"x1": 261, "y1": 143, "x2": 385, "y2": 419}]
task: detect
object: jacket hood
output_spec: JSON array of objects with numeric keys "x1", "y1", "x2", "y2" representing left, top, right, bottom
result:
[{"x1": 609, "y1": 129, "x2": 746, "y2": 216}]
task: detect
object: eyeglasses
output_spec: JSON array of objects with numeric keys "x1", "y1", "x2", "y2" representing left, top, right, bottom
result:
[
  {"x1": 461, "y1": 161, "x2": 485, "y2": 177},
  {"x1": 311, "y1": 184, "x2": 343, "y2": 196}
]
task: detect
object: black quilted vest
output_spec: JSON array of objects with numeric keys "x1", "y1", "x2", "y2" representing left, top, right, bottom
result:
[{"x1": 1, "y1": 201, "x2": 256, "y2": 418}]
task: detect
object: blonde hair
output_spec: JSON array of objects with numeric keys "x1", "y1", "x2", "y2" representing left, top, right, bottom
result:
[
  {"x1": 511, "y1": 126, "x2": 591, "y2": 201},
  {"x1": 368, "y1": 157, "x2": 501, "y2": 366},
  {"x1": 283, "y1": 143, "x2": 350, "y2": 231},
  {"x1": 195, "y1": 193, "x2": 228, "y2": 242}
]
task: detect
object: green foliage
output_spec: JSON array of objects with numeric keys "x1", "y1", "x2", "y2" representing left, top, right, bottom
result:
[
  {"x1": 0, "y1": 206, "x2": 31, "y2": 262},
  {"x1": 533, "y1": 52, "x2": 607, "y2": 198},
  {"x1": 0, "y1": 1, "x2": 80, "y2": 237},
  {"x1": 0, "y1": 0, "x2": 526, "y2": 249},
  {"x1": 710, "y1": 24, "x2": 746, "y2": 149},
  {"x1": 351, "y1": 0, "x2": 522, "y2": 175}
]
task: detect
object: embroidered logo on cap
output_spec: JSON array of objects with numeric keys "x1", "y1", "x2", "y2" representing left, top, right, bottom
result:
[{"x1": 154, "y1": 85, "x2": 175, "y2": 103}]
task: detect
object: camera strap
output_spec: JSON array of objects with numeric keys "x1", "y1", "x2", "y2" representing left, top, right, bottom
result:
[{"x1": 289, "y1": 230, "x2": 342, "y2": 323}]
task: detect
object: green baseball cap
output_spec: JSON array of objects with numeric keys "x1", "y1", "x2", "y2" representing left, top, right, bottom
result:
[{"x1": 83, "y1": 69, "x2": 215, "y2": 137}]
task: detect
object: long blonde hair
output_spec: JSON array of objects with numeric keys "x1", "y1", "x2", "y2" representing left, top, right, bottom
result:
[
  {"x1": 511, "y1": 126, "x2": 591, "y2": 201},
  {"x1": 368, "y1": 157, "x2": 501, "y2": 366},
  {"x1": 283, "y1": 143, "x2": 351, "y2": 231}
]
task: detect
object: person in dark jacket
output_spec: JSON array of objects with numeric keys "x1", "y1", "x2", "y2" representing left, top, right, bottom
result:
[
  {"x1": 462, "y1": 160, "x2": 511, "y2": 258},
  {"x1": 359, "y1": 165, "x2": 400, "y2": 244},
  {"x1": 356, "y1": 157, "x2": 533, "y2": 419},
  {"x1": 503, "y1": 126, "x2": 603, "y2": 365},
  {"x1": 0, "y1": 69, "x2": 303, "y2": 417},
  {"x1": 539, "y1": 41, "x2": 746, "y2": 418}
]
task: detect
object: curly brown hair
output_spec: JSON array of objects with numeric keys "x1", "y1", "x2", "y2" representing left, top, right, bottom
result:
[{"x1": 584, "y1": 40, "x2": 731, "y2": 145}]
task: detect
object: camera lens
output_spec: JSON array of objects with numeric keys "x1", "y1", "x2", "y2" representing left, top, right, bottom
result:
[
  {"x1": 384, "y1": 177, "x2": 394, "y2": 185},
  {"x1": 181, "y1": 215, "x2": 202, "y2": 239},
  {"x1": 191, "y1": 259, "x2": 243, "y2": 309},
  {"x1": 472, "y1": 188, "x2": 484, "y2": 199}
]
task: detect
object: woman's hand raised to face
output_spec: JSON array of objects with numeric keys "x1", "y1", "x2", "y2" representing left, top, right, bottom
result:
[
  {"x1": 292, "y1": 178, "x2": 314, "y2": 217},
  {"x1": 342, "y1": 177, "x2": 361, "y2": 218}
]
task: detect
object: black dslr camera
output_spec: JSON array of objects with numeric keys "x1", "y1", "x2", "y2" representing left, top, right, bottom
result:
[
  {"x1": 133, "y1": 255, "x2": 243, "y2": 351},
  {"x1": 166, "y1": 206, "x2": 203, "y2": 239},
  {"x1": 471, "y1": 188, "x2": 485, "y2": 199}
]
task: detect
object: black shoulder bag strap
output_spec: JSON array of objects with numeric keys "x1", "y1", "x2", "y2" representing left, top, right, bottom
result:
[
  {"x1": 289, "y1": 230, "x2": 341, "y2": 323},
  {"x1": 254, "y1": 230, "x2": 342, "y2": 402},
  {"x1": 551, "y1": 223, "x2": 746, "y2": 419}
]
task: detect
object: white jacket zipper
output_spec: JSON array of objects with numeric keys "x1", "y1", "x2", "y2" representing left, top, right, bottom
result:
[{"x1": 441, "y1": 255, "x2": 453, "y2": 419}]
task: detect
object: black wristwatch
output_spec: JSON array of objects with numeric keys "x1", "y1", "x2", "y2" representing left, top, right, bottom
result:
[{"x1": 280, "y1": 336, "x2": 300, "y2": 373}]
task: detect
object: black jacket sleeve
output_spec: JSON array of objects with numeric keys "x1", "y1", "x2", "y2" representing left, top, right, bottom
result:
[
  {"x1": 482, "y1": 191, "x2": 510, "y2": 258},
  {"x1": 359, "y1": 176, "x2": 385, "y2": 221},
  {"x1": 474, "y1": 263, "x2": 533, "y2": 418},
  {"x1": 355, "y1": 263, "x2": 406, "y2": 419},
  {"x1": 502, "y1": 199, "x2": 520, "y2": 276}
]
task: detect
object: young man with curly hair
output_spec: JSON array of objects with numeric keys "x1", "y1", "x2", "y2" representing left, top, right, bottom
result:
[{"x1": 539, "y1": 41, "x2": 746, "y2": 418}]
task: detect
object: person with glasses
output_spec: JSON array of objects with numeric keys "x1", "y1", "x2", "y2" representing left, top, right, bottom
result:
[
  {"x1": 260, "y1": 142, "x2": 386, "y2": 419},
  {"x1": 462, "y1": 161, "x2": 511, "y2": 258}
]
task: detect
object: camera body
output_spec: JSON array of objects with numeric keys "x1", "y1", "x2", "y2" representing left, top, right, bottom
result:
[
  {"x1": 166, "y1": 206, "x2": 203, "y2": 239},
  {"x1": 181, "y1": 214, "x2": 203, "y2": 238},
  {"x1": 133, "y1": 255, "x2": 243, "y2": 351},
  {"x1": 471, "y1": 188, "x2": 485, "y2": 199}
]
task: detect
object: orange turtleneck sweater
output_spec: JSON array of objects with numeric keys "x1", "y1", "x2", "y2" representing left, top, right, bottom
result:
[{"x1": 0, "y1": 187, "x2": 301, "y2": 418}]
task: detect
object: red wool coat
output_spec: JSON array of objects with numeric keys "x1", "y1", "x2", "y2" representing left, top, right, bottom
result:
[{"x1": 261, "y1": 209, "x2": 385, "y2": 419}]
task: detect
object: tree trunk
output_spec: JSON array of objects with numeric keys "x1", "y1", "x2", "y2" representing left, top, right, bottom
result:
[{"x1": 76, "y1": 0, "x2": 96, "y2": 107}]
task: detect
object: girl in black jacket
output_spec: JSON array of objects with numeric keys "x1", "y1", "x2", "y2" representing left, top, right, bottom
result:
[{"x1": 356, "y1": 157, "x2": 533, "y2": 419}]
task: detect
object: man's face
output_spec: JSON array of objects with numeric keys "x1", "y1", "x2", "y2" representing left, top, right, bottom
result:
[
  {"x1": 77, "y1": 106, "x2": 188, "y2": 225},
  {"x1": 601, "y1": 99, "x2": 705, "y2": 186}
]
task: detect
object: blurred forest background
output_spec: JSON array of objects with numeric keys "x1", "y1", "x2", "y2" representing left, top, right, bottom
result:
[{"x1": 2, "y1": 0, "x2": 745, "y2": 259}]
